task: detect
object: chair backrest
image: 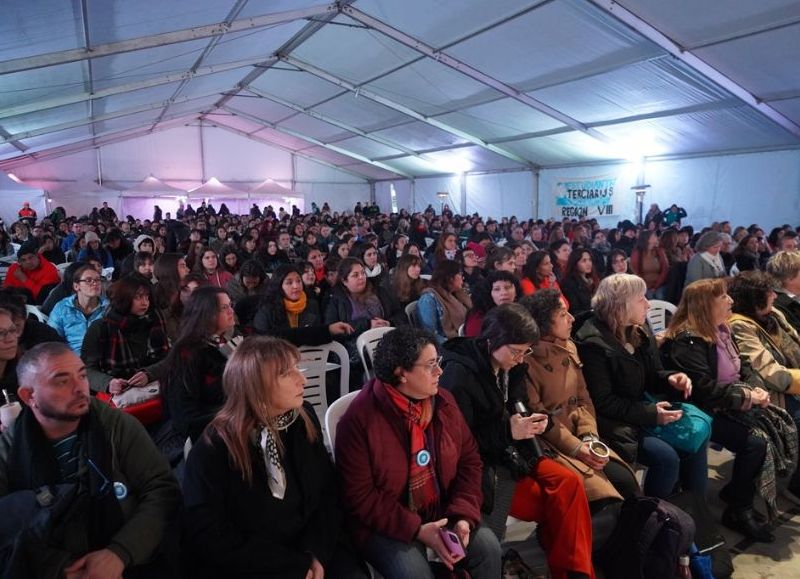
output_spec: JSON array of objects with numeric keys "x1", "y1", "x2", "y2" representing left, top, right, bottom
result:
[
  {"x1": 298, "y1": 341, "x2": 350, "y2": 428},
  {"x1": 405, "y1": 300, "x2": 419, "y2": 327},
  {"x1": 356, "y1": 326, "x2": 394, "y2": 380},
  {"x1": 26, "y1": 304, "x2": 48, "y2": 323},
  {"x1": 324, "y1": 390, "x2": 360, "y2": 458},
  {"x1": 646, "y1": 299, "x2": 677, "y2": 334}
]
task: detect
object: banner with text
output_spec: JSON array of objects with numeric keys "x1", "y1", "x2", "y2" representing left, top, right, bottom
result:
[{"x1": 554, "y1": 175, "x2": 617, "y2": 218}]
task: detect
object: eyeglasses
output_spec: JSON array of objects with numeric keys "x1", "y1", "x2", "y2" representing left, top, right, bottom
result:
[
  {"x1": 413, "y1": 356, "x2": 443, "y2": 373},
  {"x1": 507, "y1": 346, "x2": 533, "y2": 360},
  {"x1": 0, "y1": 327, "x2": 20, "y2": 341},
  {"x1": 77, "y1": 278, "x2": 102, "y2": 285}
]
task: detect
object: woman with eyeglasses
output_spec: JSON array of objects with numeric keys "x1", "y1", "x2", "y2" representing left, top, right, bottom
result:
[
  {"x1": 574, "y1": 274, "x2": 708, "y2": 499},
  {"x1": 182, "y1": 335, "x2": 365, "y2": 579},
  {"x1": 336, "y1": 326, "x2": 501, "y2": 579},
  {"x1": 47, "y1": 264, "x2": 109, "y2": 354},
  {"x1": 81, "y1": 274, "x2": 171, "y2": 394},
  {"x1": 166, "y1": 286, "x2": 241, "y2": 443},
  {"x1": 439, "y1": 304, "x2": 595, "y2": 579}
]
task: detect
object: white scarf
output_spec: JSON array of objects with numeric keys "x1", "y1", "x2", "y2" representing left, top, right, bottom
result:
[
  {"x1": 259, "y1": 409, "x2": 299, "y2": 499},
  {"x1": 365, "y1": 263, "x2": 383, "y2": 278},
  {"x1": 699, "y1": 251, "x2": 726, "y2": 276}
]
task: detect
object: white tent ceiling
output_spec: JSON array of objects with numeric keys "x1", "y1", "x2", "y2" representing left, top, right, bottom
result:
[{"x1": 0, "y1": 0, "x2": 798, "y2": 181}]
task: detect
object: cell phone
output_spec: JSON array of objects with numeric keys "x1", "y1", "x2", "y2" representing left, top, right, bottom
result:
[
  {"x1": 667, "y1": 402, "x2": 683, "y2": 412},
  {"x1": 439, "y1": 528, "x2": 465, "y2": 559}
]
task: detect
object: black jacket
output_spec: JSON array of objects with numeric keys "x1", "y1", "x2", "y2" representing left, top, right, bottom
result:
[
  {"x1": 560, "y1": 275, "x2": 593, "y2": 317},
  {"x1": 252, "y1": 294, "x2": 332, "y2": 347},
  {"x1": 774, "y1": 291, "x2": 800, "y2": 333},
  {"x1": 661, "y1": 330, "x2": 763, "y2": 413},
  {"x1": 574, "y1": 315, "x2": 674, "y2": 463},
  {"x1": 182, "y1": 404, "x2": 342, "y2": 579},
  {"x1": 439, "y1": 338, "x2": 546, "y2": 513}
]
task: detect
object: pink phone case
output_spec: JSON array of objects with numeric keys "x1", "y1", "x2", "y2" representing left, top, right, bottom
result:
[{"x1": 439, "y1": 528, "x2": 466, "y2": 558}]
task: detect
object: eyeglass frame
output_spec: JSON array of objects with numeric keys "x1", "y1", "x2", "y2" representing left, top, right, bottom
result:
[
  {"x1": 77, "y1": 277, "x2": 102, "y2": 285},
  {"x1": 412, "y1": 355, "x2": 444, "y2": 373},
  {"x1": 507, "y1": 345, "x2": 533, "y2": 360}
]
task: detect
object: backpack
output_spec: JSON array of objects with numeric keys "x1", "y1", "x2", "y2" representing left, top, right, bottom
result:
[{"x1": 597, "y1": 496, "x2": 695, "y2": 579}]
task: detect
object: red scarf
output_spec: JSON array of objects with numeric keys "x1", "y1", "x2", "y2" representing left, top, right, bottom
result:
[{"x1": 384, "y1": 383, "x2": 438, "y2": 517}]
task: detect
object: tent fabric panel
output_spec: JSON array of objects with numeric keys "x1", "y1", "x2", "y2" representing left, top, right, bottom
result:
[
  {"x1": 89, "y1": 39, "x2": 212, "y2": 92},
  {"x1": 436, "y1": 98, "x2": 566, "y2": 141},
  {"x1": 10, "y1": 150, "x2": 99, "y2": 182},
  {"x1": 377, "y1": 157, "x2": 443, "y2": 178},
  {"x1": 371, "y1": 121, "x2": 469, "y2": 152},
  {"x1": 19, "y1": 126, "x2": 95, "y2": 152},
  {"x1": 0, "y1": 145, "x2": 21, "y2": 160},
  {"x1": 411, "y1": 175, "x2": 463, "y2": 214},
  {"x1": 612, "y1": 0, "x2": 800, "y2": 49},
  {"x1": 294, "y1": 155, "x2": 368, "y2": 183},
  {"x1": 277, "y1": 114, "x2": 357, "y2": 142},
  {"x1": 448, "y1": 0, "x2": 651, "y2": 88},
  {"x1": 87, "y1": 0, "x2": 232, "y2": 45},
  {"x1": 466, "y1": 171, "x2": 535, "y2": 220},
  {"x1": 312, "y1": 93, "x2": 410, "y2": 132},
  {"x1": 695, "y1": 22, "x2": 800, "y2": 97},
  {"x1": 92, "y1": 110, "x2": 164, "y2": 135},
  {"x1": 334, "y1": 162, "x2": 397, "y2": 181},
  {"x1": 207, "y1": 113, "x2": 265, "y2": 135},
  {"x1": 292, "y1": 15, "x2": 420, "y2": 85},
  {"x1": 367, "y1": 58, "x2": 505, "y2": 116},
  {"x1": 1, "y1": 103, "x2": 90, "y2": 136},
  {"x1": 237, "y1": 0, "x2": 327, "y2": 19},
  {"x1": 325, "y1": 135, "x2": 407, "y2": 159},
  {"x1": 354, "y1": 0, "x2": 537, "y2": 47},
  {"x1": 202, "y1": 126, "x2": 293, "y2": 182},
  {"x1": 501, "y1": 131, "x2": 615, "y2": 166},
  {"x1": 98, "y1": 126, "x2": 203, "y2": 181},
  {"x1": 250, "y1": 126, "x2": 317, "y2": 151},
  {"x1": 178, "y1": 68, "x2": 251, "y2": 100},
  {"x1": 772, "y1": 98, "x2": 800, "y2": 125},
  {"x1": 162, "y1": 96, "x2": 220, "y2": 118},
  {"x1": 201, "y1": 21, "x2": 308, "y2": 67},
  {"x1": 294, "y1": 180, "x2": 370, "y2": 212},
  {"x1": 0, "y1": 1, "x2": 82, "y2": 61},
  {"x1": 249, "y1": 68, "x2": 346, "y2": 108},
  {"x1": 92, "y1": 82, "x2": 185, "y2": 115},
  {"x1": 0, "y1": 61, "x2": 88, "y2": 110},
  {"x1": 225, "y1": 95, "x2": 298, "y2": 122},
  {"x1": 296, "y1": 145, "x2": 365, "y2": 167},
  {"x1": 597, "y1": 105, "x2": 800, "y2": 156},
  {"x1": 530, "y1": 58, "x2": 734, "y2": 124},
  {"x1": 420, "y1": 146, "x2": 528, "y2": 173}
]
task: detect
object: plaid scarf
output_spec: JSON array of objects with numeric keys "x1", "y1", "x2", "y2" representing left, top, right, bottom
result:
[
  {"x1": 103, "y1": 309, "x2": 170, "y2": 378},
  {"x1": 722, "y1": 404, "x2": 799, "y2": 521},
  {"x1": 384, "y1": 383, "x2": 439, "y2": 518}
]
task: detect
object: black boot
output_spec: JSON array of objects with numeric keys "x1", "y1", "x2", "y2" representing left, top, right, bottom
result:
[{"x1": 721, "y1": 506, "x2": 775, "y2": 543}]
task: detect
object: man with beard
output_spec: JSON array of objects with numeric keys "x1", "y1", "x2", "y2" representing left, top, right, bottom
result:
[{"x1": 0, "y1": 343, "x2": 179, "y2": 578}]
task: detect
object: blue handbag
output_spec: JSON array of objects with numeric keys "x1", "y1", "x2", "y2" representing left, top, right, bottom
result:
[{"x1": 644, "y1": 394, "x2": 712, "y2": 454}]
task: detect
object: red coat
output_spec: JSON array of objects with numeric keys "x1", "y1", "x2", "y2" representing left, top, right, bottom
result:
[
  {"x1": 3, "y1": 257, "x2": 59, "y2": 300},
  {"x1": 336, "y1": 378, "x2": 483, "y2": 548}
]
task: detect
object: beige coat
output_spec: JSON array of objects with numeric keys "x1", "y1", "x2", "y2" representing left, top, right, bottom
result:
[{"x1": 526, "y1": 337, "x2": 637, "y2": 502}]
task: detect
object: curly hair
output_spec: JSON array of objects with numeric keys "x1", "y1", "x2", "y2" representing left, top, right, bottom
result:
[
  {"x1": 470, "y1": 270, "x2": 520, "y2": 315},
  {"x1": 519, "y1": 289, "x2": 563, "y2": 337},
  {"x1": 373, "y1": 326, "x2": 438, "y2": 387}
]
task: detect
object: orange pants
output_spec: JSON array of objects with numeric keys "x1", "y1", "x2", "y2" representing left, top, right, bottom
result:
[{"x1": 509, "y1": 458, "x2": 595, "y2": 579}]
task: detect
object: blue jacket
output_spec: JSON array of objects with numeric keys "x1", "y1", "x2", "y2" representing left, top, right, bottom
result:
[{"x1": 48, "y1": 295, "x2": 109, "y2": 353}]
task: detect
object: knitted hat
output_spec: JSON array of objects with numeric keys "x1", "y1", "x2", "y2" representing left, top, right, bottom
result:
[
  {"x1": 133, "y1": 234, "x2": 154, "y2": 252},
  {"x1": 84, "y1": 231, "x2": 100, "y2": 243},
  {"x1": 695, "y1": 231, "x2": 724, "y2": 252}
]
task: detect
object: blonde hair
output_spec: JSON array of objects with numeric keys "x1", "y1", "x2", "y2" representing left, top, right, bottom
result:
[
  {"x1": 591, "y1": 273, "x2": 647, "y2": 346},
  {"x1": 208, "y1": 336, "x2": 318, "y2": 485},
  {"x1": 666, "y1": 278, "x2": 727, "y2": 343},
  {"x1": 767, "y1": 251, "x2": 800, "y2": 285}
]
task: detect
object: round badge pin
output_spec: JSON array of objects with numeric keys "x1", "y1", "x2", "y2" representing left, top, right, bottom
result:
[
  {"x1": 113, "y1": 481, "x2": 128, "y2": 500},
  {"x1": 415, "y1": 449, "x2": 431, "y2": 467}
]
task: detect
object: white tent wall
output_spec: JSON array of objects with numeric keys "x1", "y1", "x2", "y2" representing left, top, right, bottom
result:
[
  {"x1": 0, "y1": 173, "x2": 46, "y2": 228},
  {"x1": 293, "y1": 182, "x2": 368, "y2": 214},
  {"x1": 201, "y1": 126, "x2": 293, "y2": 184},
  {"x1": 466, "y1": 172, "x2": 536, "y2": 221},
  {"x1": 50, "y1": 191, "x2": 123, "y2": 221},
  {"x1": 538, "y1": 149, "x2": 800, "y2": 229}
]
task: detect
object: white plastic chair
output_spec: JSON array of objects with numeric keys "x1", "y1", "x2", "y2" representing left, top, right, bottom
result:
[
  {"x1": 420, "y1": 273, "x2": 432, "y2": 281},
  {"x1": 405, "y1": 300, "x2": 419, "y2": 327},
  {"x1": 458, "y1": 323, "x2": 465, "y2": 337},
  {"x1": 646, "y1": 299, "x2": 677, "y2": 334},
  {"x1": 299, "y1": 341, "x2": 350, "y2": 429},
  {"x1": 56, "y1": 262, "x2": 71, "y2": 279},
  {"x1": 26, "y1": 304, "x2": 48, "y2": 323},
  {"x1": 324, "y1": 390, "x2": 360, "y2": 459},
  {"x1": 356, "y1": 326, "x2": 394, "y2": 380}
]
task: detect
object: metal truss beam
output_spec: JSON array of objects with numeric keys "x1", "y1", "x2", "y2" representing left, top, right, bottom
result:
[
  {"x1": 219, "y1": 106, "x2": 412, "y2": 178},
  {"x1": 0, "y1": 57, "x2": 270, "y2": 121},
  {"x1": 342, "y1": 5, "x2": 611, "y2": 145},
  {"x1": 282, "y1": 55, "x2": 535, "y2": 168},
  {"x1": 585, "y1": 0, "x2": 800, "y2": 140},
  {"x1": 0, "y1": 4, "x2": 336, "y2": 76}
]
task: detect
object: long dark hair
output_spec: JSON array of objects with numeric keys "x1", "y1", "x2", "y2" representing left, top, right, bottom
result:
[
  {"x1": 172, "y1": 286, "x2": 228, "y2": 348},
  {"x1": 470, "y1": 270, "x2": 520, "y2": 315},
  {"x1": 564, "y1": 248, "x2": 599, "y2": 291},
  {"x1": 153, "y1": 253, "x2": 184, "y2": 312},
  {"x1": 522, "y1": 251, "x2": 549, "y2": 288},
  {"x1": 261, "y1": 264, "x2": 304, "y2": 309}
]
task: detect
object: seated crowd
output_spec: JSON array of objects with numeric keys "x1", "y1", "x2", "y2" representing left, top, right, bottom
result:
[{"x1": 1, "y1": 198, "x2": 800, "y2": 578}]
